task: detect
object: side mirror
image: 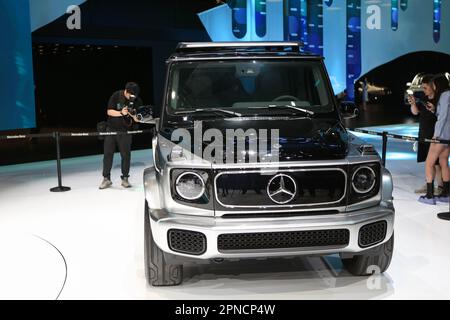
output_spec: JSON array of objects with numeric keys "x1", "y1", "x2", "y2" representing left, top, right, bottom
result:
[{"x1": 339, "y1": 101, "x2": 359, "y2": 119}]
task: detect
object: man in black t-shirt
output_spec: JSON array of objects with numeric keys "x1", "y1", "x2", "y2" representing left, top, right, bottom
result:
[{"x1": 100, "y1": 82, "x2": 142, "y2": 189}]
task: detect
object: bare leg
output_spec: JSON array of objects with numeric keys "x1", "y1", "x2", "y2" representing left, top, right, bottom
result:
[
  {"x1": 419, "y1": 143, "x2": 447, "y2": 203},
  {"x1": 425, "y1": 143, "x2": 445, "y2": 183},
  {"x1": 435, "y1": 165, "x2": 443, "y2": 187},
  {"x1": 438, "y1": 147, "x2": 450, "y2": 182}
]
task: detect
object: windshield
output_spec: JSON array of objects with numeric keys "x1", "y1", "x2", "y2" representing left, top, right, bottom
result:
[{"x1": 167, "y1": 60, "x2": 333, "y2": 115}]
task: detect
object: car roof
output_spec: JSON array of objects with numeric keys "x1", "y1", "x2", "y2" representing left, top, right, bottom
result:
[{"x1": 168, "y1": 42, "x2": 322, "y2": 61}]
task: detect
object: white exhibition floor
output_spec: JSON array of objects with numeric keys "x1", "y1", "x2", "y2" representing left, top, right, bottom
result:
[{"x1": 1, "y1": 127, "x2": 450, "y2": 300}]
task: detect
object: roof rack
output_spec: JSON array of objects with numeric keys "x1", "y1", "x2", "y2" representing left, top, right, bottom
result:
[{"x1": 176, "y1": 42, "x2": 304, "y2": 54}]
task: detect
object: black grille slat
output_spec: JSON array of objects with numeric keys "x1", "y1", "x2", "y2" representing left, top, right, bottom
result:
[
  {"x1": 359, "y1": 221, "x2": 387, "y2": 248},
  {"x1": 218, "y1": 229, "x2": 349, "y2": 251},
  {"x1": 168, "y1": 229, "x2": 206, "y2": 255},
  {"x1": 221, "y1": 210, "x2": 339, "y2": 219}
]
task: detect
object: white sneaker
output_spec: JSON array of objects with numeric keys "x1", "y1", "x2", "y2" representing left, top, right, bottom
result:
[
  {"x1": 121, "y1": 177, "x2": 131, "y2": 188},
  {"x1": 99, "y1": 178, "x2": 112, "y2": 190}
]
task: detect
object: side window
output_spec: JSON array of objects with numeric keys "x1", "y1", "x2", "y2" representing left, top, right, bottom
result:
[
  {"x1": 312, "y1": 67, "x2": 329, "y2": 106},
  {"x1": 170, "y1": 70, "x2": 181, "y2": 110}
]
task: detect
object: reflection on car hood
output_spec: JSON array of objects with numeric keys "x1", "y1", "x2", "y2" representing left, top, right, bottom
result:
[{"x1": 160, "y1": 117, "x2": 349, "y2": 162}]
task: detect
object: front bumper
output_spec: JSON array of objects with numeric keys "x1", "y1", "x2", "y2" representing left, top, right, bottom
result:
[{"x1": 149, "y1": 203, "x2": 394, "y2": 260}]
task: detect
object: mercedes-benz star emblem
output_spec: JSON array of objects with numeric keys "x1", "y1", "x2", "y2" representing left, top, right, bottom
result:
[{"x1": 267, "y1": 174, "x2": 297, "y2": 204}]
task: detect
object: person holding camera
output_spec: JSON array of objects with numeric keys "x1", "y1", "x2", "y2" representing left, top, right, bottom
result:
[
  {"x1": 99, "y1": 82, "x2": 142, "y2": 190},
  {"x1": 418, "y1": 74, "x2": 450, "y2": 204},
  {"x1": 407, "y1": 74, "x2": 443, "y2": 194}
]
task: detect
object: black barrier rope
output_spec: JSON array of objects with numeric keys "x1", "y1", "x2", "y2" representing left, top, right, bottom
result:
[
  {"x1": 0, "y1": 129, "x2": 154, "y2": 194},
  {"x1": 1, "y1": 128, "x2": 449, "y2": 143},
  {"x1": 50, "y1": 129, "x2": 154, "y2": 193},
  {"x1": 0, "y1": 129, "x2": 154, "y2": 140},
  {"x1": 349, "y1": 127, "x2": 450, "y2": 144},
  {"x1": 0, "y1": 132, "x2": 54, "y2": 140},
  {"x1": 59, "y1": 129, "x2": 154, "y2": 138},
  {"x1": 1, "y1": 127, "x2": 450, "y2": 220},
  {"x1": 348, "y1": 127, "x2": 450, "y2": 169},
  {"x1": 348, "y1": 128, "x2": 450, "y2": 221}
]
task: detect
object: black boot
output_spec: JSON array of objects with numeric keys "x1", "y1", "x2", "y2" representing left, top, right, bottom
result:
[
  {"x1": 418, "y1": 181, "x2": 436, "y2": 205},
  {"x1": 424, "y1": 181, "x2": 434, "y2": 198},
  {"x1": 436, "y1": 181, "x2": 450, "y2": 203},
  {"x1": 442, "y1": 181, "x2": 449, "y2": 196}
]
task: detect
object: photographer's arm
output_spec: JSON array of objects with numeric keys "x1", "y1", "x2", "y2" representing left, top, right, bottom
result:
[
  {"x1": 408, "y1": 96, "x2": 420, "y2": 115},
  {"x1": 410, "y1": 104, "x2": 419, "y2": 115},
  {"x1": 130, "y1": 114, "x2": 140, "y2": 123},
  {"x1": 107, "y1": 108, "x2": 128, "y2": 117}
]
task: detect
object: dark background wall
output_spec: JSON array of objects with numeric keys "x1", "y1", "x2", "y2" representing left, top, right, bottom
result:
[
  {"x1": 32, "y1": 0, "x2": 215, "y2": 127},
  {"x1": 0, "y1": 0, "x2": 217, "y2": 165},
  {"x1": 33, "y1": 44, "x2": 154, "y2": 129}
]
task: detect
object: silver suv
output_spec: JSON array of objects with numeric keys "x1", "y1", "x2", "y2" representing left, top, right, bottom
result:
[{"x1": 143, "y1": 42, "x2": 395, "y2": 286}]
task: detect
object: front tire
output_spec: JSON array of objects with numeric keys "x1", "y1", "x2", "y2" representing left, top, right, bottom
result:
[
  {"x1": 342, "y1": 233, "x2": 394, "y2": 276},
  {"x1": 144, "y1": 201, "x2": 183, "y2": 286}
]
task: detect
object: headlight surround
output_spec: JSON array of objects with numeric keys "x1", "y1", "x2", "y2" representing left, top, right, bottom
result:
[
  {"x1": 175, "y1": 171, "x2": 206, "y2": 200},
  {"x1": 348, "y1": 162, "x2": 381, "y2": 205},
  {"x1": 352, "y1": 166, "x2": 376, "y2": 194}
]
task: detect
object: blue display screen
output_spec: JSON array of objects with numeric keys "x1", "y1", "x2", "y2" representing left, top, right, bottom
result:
[{"x1": 0, "y1": 0, "x2": 36, "y2": 131}]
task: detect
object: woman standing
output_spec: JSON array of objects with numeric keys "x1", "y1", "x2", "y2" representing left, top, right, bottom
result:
[
  {"x1": 419, "y1": 74, "x2": 450, "y2": 205},
  {"x1": 408, "y1": 74, "x2": 442, "y2": 194}
]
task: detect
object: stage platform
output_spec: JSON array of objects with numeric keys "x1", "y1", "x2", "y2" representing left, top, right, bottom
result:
[{"x1": 1, "y1": 124, "x2": 449, "y2": 300}]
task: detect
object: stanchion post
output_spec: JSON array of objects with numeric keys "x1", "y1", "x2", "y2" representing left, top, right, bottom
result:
[
  {"x1": 50, "y1": 132, "x2": 71, "y2": 193},
  {"x1": 438, "y1": 199, "x2": 450, "y2": 220},
  {"x1": 381, "y1": 131, "x2": 388, "y2": 167}
]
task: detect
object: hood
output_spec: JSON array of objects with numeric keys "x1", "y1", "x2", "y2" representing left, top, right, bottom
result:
[{"x1": 160, "y1": 117, "x2": 349, "y2": 162}]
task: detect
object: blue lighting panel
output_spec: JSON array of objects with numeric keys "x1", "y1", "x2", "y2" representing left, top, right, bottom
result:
[
  {"x1": 433, "y1": 0, "x2": 441, "y2": 43},
  {"x1": 0, "y1": 0, "x2": 36, "y2": 131},
  {"x1": 230, "y1": 0, "x2": 248, "y2": 39},
  {"x1": 300, "y1": 0, "x2": 308, "y2": 45},
  {"x1": 346, "y1": 0, "x2": 361, "y2": 100},
  {"x1": 391, "y1": 0, "x2": 399, "y2": 31},
  {"x1": 400, "y1": 0, "x2": 408, "y2": 11},
  {"x1": 306, "y1": 0, "x2": 323, "y2": 56},
  {"x1": 255, "y1": 0, "x2": 267, "y2": 38},
  {"x1": 284, "y1": 0, "x2": 301, "y2": 41}
]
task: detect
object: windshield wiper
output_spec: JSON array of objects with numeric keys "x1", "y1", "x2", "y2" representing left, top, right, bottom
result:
[
  {"x1": 174, "y1": 108, "x2": 242, "y2": 117},
  {"x1": 248, "y1": 104, "x2": 315, "y2": 116}
]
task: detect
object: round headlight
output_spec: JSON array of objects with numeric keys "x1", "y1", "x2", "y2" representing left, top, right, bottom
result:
[
  {"x1": 175, "y1": 172, "x2": 206, "y2": 200},
  {"x1": 352, "y1": 166, "x2": 376, "y2": 194}
]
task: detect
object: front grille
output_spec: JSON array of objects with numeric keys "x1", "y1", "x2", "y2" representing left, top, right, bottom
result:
[
  {"x1": 215, "y1": 169, "x2": 347, "y2": 208},
  {"x1": 218, "y1": 229, "x2": 350, "y2": 251},
  {"x1": 359, "y1": 221, "x2": 387, "y2": 248},
  {"x1": 168, "y1": 229, "x2": 206, "y2": 255}
]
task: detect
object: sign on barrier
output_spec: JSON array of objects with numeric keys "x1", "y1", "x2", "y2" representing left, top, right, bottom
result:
[
  {"x1": 1, "y1": 128, "x2": 450, "y2": 144},
  {"x1": 0, "y1": 130, "x2": 154, "y2": 140}
]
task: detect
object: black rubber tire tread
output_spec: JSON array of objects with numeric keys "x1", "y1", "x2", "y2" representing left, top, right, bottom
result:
[
  {"x1": 144, "y1": 201, "x2": 183, "y2": 286},
  {"x1": 342, "y1": 233, "x2": 394, "y2": 276}
]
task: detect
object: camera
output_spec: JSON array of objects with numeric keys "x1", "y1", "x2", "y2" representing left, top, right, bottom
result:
[
  {"x1": 126, "y1": 94, "x2": 138, "y2": 116},
  {"x1": 407, "y1": 89, "x2": 427, "y2": 104}
]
